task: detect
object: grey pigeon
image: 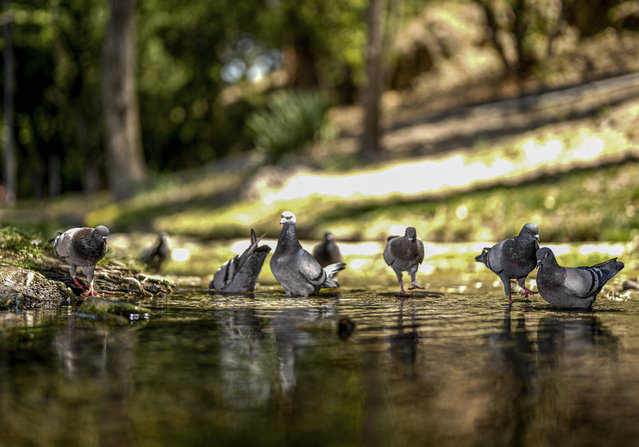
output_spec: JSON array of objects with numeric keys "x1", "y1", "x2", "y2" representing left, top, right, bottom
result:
[
  {"x1": 312, "y1": 231, "x2": 343, "y2": 268},
  {"x1": 270, "y1": 211, "x2": 346, "y2": 297},
  {"x1": 475, "y1": 223, "x2": 540, "y2": 304},
  {"x1": 140, "y1": 232, "x2": 171, "y2": 272},
  {"x1": 383, "y1": 227, "x2": 425, "y2": 296},
  {"x1": 211, "y1": 229, "x2": 271, "y2": 293},
  {"x1": 51, "y1": 225, "x2": 109, "y2": 296},
  {"x1": 536, "y1": 247, "x2": 624, "y2": 309}
]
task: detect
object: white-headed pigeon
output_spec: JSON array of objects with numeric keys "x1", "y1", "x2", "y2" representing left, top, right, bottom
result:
[{"x1": 270, "y1": 211, "x2": 346, "y2": 297}]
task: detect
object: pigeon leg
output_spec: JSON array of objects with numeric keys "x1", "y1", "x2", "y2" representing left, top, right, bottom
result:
[
  {"x1": 72, "y1": 277, "x2": 86, "y2": 290},
  {"x1": 396, "y1": 270, "x2": 411, "y2": 296},
  {"x1": 84, "y1": 266, "x2": 99, "y2": 297},
  {"x1": 69, "y1": 265, "x2": 86, "y2": 290},
  {"x1": 517, "y1": 277, "x2": 537, "y2": 297},
  {"x1": 407, "y1": 270, "x2": 423, "y2": 290},
  {"x1": 499, "y1": 275, "x2": 513, "y2": 305},
  {"x1": 87, "y1": 282, "x2": 100, "y2": 297}
]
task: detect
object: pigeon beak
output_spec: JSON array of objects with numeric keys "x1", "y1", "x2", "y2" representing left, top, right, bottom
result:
[
  {"x1": 103, "y1": 236, "x2": 108, "y2": 243},
  {"x1": 534, "y1": 234, "x2": 540, "y2": 242}
]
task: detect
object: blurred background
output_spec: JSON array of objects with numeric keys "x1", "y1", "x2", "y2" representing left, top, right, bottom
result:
[{"x1": 1, "y1": 0, "x2": 639, "y2": 277}]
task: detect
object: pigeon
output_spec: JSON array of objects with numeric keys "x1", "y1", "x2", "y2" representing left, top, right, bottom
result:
[
  {"x1": 383, "y1": 227, "x2": 425, "y2": 296},
  {"x1": 312, "y1": 231, "x2": 343, "y2": 268},
  {"x1": 475, "y1": 223, "x2": 540, "y2": 304},
  {"x1": 211, "y1": 229, "x2": 271, "y2": 293},
  {"x1": 140, "y1": 232, "x2": 171, "y2": 272},
  {"x1": 270, "y1": 211, "x2": 346, "y2": 297},
  {"x1": 535, "y1": 247, "x2": 624, "y2": 309},
  {"x1": 51, "y1": 225, "x2": 109, "y2": 296}
]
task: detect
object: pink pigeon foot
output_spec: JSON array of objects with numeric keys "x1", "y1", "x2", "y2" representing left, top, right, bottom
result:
[{"x1": 73, "y1": 277, "x2": 86, "y2": 290}]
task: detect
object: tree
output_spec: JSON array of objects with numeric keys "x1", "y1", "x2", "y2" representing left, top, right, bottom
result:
[
  {"x1": 2, "y1": 0, "x2": 15, "y2": 203},
  {"x1": 360, "y1": 0, "x2": 384, "y2": 162},
  {"x1": 102, "y1": 0, "x2": 146, "y2": 201}
]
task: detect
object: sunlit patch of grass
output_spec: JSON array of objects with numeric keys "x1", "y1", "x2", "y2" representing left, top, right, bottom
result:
[
  {"x1": 113, "y1": 158, "x2": 639, "y2": 252},
  {"x1": 86, "y1": 165, "x2": 251, "y2": 231}
]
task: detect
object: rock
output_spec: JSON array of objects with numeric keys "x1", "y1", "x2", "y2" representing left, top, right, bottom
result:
[
  {"x1": 0, "y1": 263, "x2": 75, "y2": 309},
  {"x1": 76, "y1": 296, "x2": 151, "y2": 325},
  {"x1": 623, "y1": 279, "x2": 639, "y2": 291}
]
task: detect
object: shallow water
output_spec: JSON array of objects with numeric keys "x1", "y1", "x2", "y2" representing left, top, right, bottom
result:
[{"x1": 2, "y1": 287, "x2": 639, "y2": 446}]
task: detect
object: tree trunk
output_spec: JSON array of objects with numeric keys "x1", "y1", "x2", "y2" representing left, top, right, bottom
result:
[
  {"x1": 2, "y1": 0, "x2": 16, "y2": 203},
  {"x1": 512, "y1": 0, "x2": 534, "y2": 78},
  {"x1": 102, "y1": 0, "x2": 146, "y2": 201},
  {"x1": 477, "y1": 0, "x2": 512, "y2": 75},
  {"x1": 360, "y1": 0, "x2": 384, "y2": 163}
]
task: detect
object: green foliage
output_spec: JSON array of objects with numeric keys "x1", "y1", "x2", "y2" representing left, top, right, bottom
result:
[
  {"x1": 0, "y1": 226, "x2": 46, "y2": 269},
  {"x1": 246, "y1": 90, "x2": 333, "y2": 162},
  {"x1": 0, "y1": 226, "x2": 44, "y2": 255}
]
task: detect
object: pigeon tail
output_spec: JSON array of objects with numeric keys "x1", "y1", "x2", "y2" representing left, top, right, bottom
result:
[
  {"x1": 593, "y1": 258, "x2": 625, "y2": 283},
  {"x1": 322, "y1": 262, "x2": 346, "y2": 288},
  {"x1": 475, "y1": 248, "x2": 490, "y2": 264}
]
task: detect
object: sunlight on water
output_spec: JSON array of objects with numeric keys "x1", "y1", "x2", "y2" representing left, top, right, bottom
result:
[{"x1": 171, "y1": 247, "x2": 191, "y2": 262}]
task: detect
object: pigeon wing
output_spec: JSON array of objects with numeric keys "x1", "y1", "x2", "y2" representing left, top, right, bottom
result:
[
  {"x1": 53, "y1": 230, "x2": 76, "y2": 259},
  {"x1": 297, "y1": 250, "x2": 326, "y2": 286},
  {"x1": 234, "y1": 232, "x2": 267, "y2": 273},
  {"x1": 417, "y1": 239, "x2": 425, "y2": 264},
  {"x1": 383, "y1": 237, "x2": 398, "y2": 266},
  {"x1": 485, "y1": 239, "x2": 507, "y2": 274},
  {"x1": 563, "y1": 267, "x2": 602, "y2": 299}
]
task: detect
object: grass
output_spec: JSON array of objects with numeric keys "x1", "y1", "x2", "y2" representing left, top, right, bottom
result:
[
  {"x1": 78, "y1": 159, "x2": 639, "y2": 246},
  {"x1": 0, "y1": 226, "x2": 49, "y2": 269}
]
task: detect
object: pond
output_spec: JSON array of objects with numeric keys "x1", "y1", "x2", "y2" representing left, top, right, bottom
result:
[{"x1": 2, "y1": 285, "x2": 639, "y2": 446}]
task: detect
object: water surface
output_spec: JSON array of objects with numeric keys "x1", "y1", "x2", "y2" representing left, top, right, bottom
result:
[{"x1": 1, "y1": 287, "x2": 639, "y2": 446}]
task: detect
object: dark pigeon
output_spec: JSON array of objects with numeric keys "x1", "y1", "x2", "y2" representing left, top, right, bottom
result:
[
  {"x1": 475, "y1": 223, "x2": 540, "y2": 304},
  {"x1": 383, "y1": 227, "x2": 425, "y2": 296},
  {"x1": 312, "y1": 231, "x2": 343, "y2": 268},
  {"x1": 270, "y1": 211, "x2": 346, "y2": 297},
  {"x1": 211, "y1": 229, "x2": 271, "y2": 293},
  {"x1": 536, "y1": 247, "x2": 624, "y2": 309},
  {"x1": 51, "y1": 225, "x2": 109, "y2": 296},
  {"x1": 140, "y1": 232, "x2": 171, "y2": 272}
]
